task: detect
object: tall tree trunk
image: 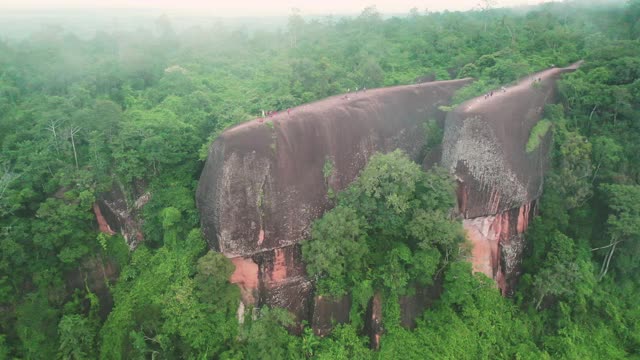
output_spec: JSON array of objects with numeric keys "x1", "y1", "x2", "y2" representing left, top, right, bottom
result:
[
  {"x1": 71, "y1": 134, "x2": 79, "y2": 170},
  {"x1": 598, "y1": 241, "x2": 617, "y2": 281}
]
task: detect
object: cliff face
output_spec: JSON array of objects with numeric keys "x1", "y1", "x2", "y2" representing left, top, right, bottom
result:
[
  {"x1": 94, "y1": 182, "x2": 150, "y2": 249},
  {"x1": 196, "y1": 63, "x2": 581, "y2": 334},
  {"x1": 441, "y1": 62, "x2": 582, "y2": 294},
  {"x1": 196, "y1": 79, "x2": 473, "y2": 326}
]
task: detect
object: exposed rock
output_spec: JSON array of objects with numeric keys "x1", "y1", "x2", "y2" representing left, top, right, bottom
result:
[
  {"x1": 443, "y1": 61, "x2": 582, "y2": 293},
  {"x1": 64, "y1": 257, "x2": 118, "y2": 319},
  {"x1": 93, "y1": 203, "x2": 116, "y2": 236},
  {"x1": 230, "y1": 256, "x2": 259, "y2": 305},
  {"x1": 96, "y1": 183, "x2": 150, "y2": 249},
  {"x1": 196, "y1": 79, "x2": 473, "y2": 325},
  {"x1": 196, "y1": 63, "x2": 582, "y2": 336},
  {"x1": 399, "y1": 280, "x2": 443, "y2": 329},
  {"x1": 197, "y1": 79, "x2": 473, "y2": 257},
  {"x1": 366, "y1": 292, "x2": 383, "y2": 350},
  {"x1": 442, "y1": 62, "x2": 582, "y2": 219},
  {"x1": 312, "y1": 295, "x2": 351, "y2": 336},
  {"x1": 463, "y1": 202, "x2": 534, "y2": 295},
  {"x1": 228, "y1": 244, "x2": 313, "y2": 327}
]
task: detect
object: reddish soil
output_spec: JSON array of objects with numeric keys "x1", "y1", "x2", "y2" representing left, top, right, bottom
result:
[
  {"x1": 93, "y1": 203, "x2": 116, "y2": 235},
  {"x1": 230, "y1": 256, "x2": 259, "y2": 304}
]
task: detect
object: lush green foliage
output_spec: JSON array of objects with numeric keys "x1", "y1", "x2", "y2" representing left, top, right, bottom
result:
[
  {"x1": 1, "y1": 1, "x2": 639, "y2": 358},
  {"x1": 303, "y1": 151, "x2": 462, "y2": 300},
  {"x1": 526, "y1": 119, "x2": 552, "y2": 153}
]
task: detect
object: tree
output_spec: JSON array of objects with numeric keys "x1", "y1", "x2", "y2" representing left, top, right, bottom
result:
[
  {"x1": 302, "y1": 206, "x2": 369, "y2": 296},
  {"x1": 598, "y1": 184, "x2": 640, "y2": 280},
  {"x1": 58, "y1": 314, "x2": 96, "y2": 360},
  {"x1": 239, "y1": 308, "x2": 301, "y2": 360},
  {"x1": 304, "y1": 150, "x2": 461, "y2": 331}
]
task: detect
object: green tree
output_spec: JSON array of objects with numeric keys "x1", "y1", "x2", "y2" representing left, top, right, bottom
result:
[
  {"x1": 58, "y1": 314, "x2": 96, "y2": 360},
  {"x1": 598, "y1": 184, "x2": 640, "y2": 280},
  {"x1": 302, "y1": 206, "x2": 369, "y2": 296}
]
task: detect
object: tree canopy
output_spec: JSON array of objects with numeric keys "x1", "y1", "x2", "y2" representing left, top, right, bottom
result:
[{"x1": 1, "y1": 1, "x2": 640, "y2": 358}]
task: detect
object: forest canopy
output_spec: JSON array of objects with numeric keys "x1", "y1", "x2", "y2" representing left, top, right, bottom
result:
[{"x1": 1, "y1": 0, "x2": 640, "y2": 358}]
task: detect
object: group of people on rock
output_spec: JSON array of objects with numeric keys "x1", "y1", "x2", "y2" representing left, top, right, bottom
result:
[
  {"x1": 483, "y1": 86, "x2": 508, "y2": 99},
  {"x1": 257, "y1": 108, "x2": 292, "y2": 123},
  {"x1": 342, "y1": 86, "x2": 367, "y2": 100},
  {"x1": 257, "y1": 85, "x2": 369, "y2": 123}
]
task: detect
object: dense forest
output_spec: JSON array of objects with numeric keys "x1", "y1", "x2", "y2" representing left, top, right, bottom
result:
[{"x1": 1, "y1": 0, "x2": 640, "y2": 358}]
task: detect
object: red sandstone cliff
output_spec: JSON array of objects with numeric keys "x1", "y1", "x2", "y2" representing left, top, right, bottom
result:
[
  {"x1": 195, "y1": 62, "x2": 581, "y2": 336},
  {"x1": 196, "y1": 79, "x2": 473, "y2": 328},
  {"x1": 442, "y1": 61, "x2": 582, "y2": 294}
]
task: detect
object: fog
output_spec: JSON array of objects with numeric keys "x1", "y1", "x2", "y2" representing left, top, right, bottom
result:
[
  {"x1": 0, "y1": 0, "x2": 626, "y2": 41},
  {"x1": 2, "y1": 0, "x2": 556, "y2": 15}
]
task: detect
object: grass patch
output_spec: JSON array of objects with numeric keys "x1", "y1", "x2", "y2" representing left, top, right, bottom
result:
[
  {"x1": 526, "y1": 119, "x2": 552, "y2": 153},
  {"x1": 323, "y1": 158, "x2": 335, "y2": 181},
  {"x1": 265, "y1": 120, "x2": 274, "y2": 129}
]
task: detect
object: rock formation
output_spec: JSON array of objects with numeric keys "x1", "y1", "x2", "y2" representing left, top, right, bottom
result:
[
  {"x1": 195, "y1": 62, "x2": 582, "y2": 337},
  {"x1": 94, "y1": 182, "x2": 150, "y2": 249},
  {"x1": 441, "y1": 61, "x2": 582, "y2": 294},
  {"x1": 196, "y1": 79, "x2": 473, "y2": 329}
]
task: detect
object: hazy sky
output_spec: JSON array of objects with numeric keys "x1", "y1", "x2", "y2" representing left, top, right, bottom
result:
[{"x1": 1, "y1": 0, "x2": 556, "y2": 16}]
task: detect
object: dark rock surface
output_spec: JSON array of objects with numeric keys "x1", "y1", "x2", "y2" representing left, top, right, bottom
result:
[
  {"x1": 442, "y1": 62, "x2": 582, "y2": 219},
  {"x1": 95, "y1": 182, "x2": 150, "y2": 248},
  {"x1": 312, "y1": 295, "x2": 351, "y2": 336},
  {"x1": 442, "y1": 61, "x2": 582, "y2": 293},
  {"x1": 196, "y1": 63, "x2": 582, "y2": 336},
  {"x1": 64, "y1": 257, "x2": 118, "y2": 319},
  {"x1": 196, "y1": 78, "x2": 473, "y2": 257},
  {"x1": 196, "y1": 78, "x2": 473, "y2": 329}
]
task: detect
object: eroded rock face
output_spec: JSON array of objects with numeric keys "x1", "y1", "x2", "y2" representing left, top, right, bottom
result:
[
  {"x1": 95, "y1": 183, "x2": 150, "y2": 249},
  {"x1": 65, "y1": 257, "x2": 119, "y2": 319},
  {"x1": 442, "y1": 62, "x2": 582, "y2": 293},
  {"x1": 464, "y1": 202, "x2": 534, "y2": 295},
  {"x1": 196, "y1": 79, "x2": 474, "y2": 323},
  {"x1": 197, "y1": 79, "x2": 473, "y2": 257},
  {"x1": 196, "y1": 63, "x2": 581, "y2": 335},
  {"x1": 312, "y1": 295, "x2": 351, "y2": 336}
]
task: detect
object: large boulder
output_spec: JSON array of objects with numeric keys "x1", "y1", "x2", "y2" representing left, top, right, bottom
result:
[
  {"x1": 197, "y1": 79, "x2": 473, "y2": 257},
  {"x1": 441, "y1": 61, "x2": 582, "y2": 293},
  {"x1": 196, "y1": 78, "x2": 473, "y2": 322}
]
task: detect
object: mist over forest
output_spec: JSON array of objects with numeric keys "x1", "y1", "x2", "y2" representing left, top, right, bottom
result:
[{"x1": 1, "y1": 0, "x2": 640, "y2": 358}]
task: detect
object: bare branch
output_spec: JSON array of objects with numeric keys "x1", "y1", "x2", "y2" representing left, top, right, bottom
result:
[
  {"x1": 67, "y1": 126, "x2": 82, "y2": 170},
  {"x1": 591, "y1": 240, "x2": 622, "y2": 252}
]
